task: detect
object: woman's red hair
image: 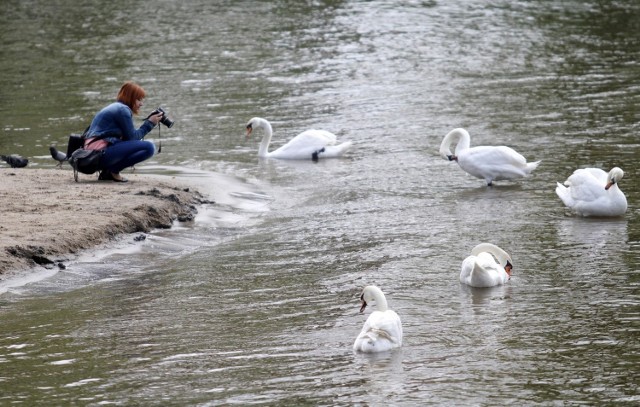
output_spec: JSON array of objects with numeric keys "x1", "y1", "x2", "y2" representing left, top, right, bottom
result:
[{"x1": 116, "y1": 81, "x2": 146, "y2": 114}]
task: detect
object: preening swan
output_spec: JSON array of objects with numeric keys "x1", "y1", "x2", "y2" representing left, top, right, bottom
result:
[
  {"x1": 555, "y1": 167, "x2": 627, "y2": 217},
  {"x1": 245, "y1": 117, "x2": 352, "y2": 160},
  {"x1": 460, "y1": 243, "x2": 513, "y2": 288},
  {"x1": 439, "y1": 128, "x2": 540, "y2": 186},
  {"x1": 353, "y1": 285, "x2": 403, "y2": 353}
]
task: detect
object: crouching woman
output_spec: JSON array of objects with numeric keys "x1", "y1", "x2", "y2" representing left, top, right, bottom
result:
[{"x1": 84, "y1": 81, "x2": 163, "y2": 182}]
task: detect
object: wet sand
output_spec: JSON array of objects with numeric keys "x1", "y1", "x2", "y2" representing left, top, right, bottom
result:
[{"x1": 0, "y1": 168, "x2": 208, "y2": 279}]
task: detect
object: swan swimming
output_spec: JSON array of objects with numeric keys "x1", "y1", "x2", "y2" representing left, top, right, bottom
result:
[
  {"x1": 245, "y1": 117, "x2": 352, "y2": 160},
  {"x1": 460, "y1": 243, "x2": 513, "y2": 288},
  {"x1": 555, "y1": 167, "x2": 627, "y2": 217},
  {"x1": 353, "y1": 285, "x2": 403, "y2": 353},
  {"x1": 439, "y1": 128, "x2": 540, "y2": 186}
]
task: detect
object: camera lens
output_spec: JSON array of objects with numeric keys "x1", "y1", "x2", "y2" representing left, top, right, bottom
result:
[{"x1": 160, "y1": 116, "x2": 174, "y2": 128}]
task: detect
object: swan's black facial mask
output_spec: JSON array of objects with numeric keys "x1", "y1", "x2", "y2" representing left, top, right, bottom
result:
[
  {"x1": 605, "y1": 178, "x2": 616, "y2": 190},
  {"x1": 245, "y1": 123, "x2": 253, "y2": 138},
  {"x1": 505, "y1": 260, "x2": 513, "y2": 277},
  {"x1": 359, "y1": 294, "x2": 368, "y2": 313}
]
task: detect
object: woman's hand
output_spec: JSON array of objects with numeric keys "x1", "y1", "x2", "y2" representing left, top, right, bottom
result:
[{"x1": 147, "y1": 112, "x2": 163, "y2": 125}]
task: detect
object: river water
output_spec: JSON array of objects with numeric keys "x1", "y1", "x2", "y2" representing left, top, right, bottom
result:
[{"x1": 1, "y1": 0, "x2": 639, "y2": 405}]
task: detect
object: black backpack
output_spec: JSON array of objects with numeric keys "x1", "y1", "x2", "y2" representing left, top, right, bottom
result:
[{"x1": 67, "y1": 126, "x2": 107, "y2": 182}]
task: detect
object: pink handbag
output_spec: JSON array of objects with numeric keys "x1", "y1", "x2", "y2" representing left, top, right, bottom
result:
[{"x1": 84, "y1": 137, "x2": 109, "y2": 151}]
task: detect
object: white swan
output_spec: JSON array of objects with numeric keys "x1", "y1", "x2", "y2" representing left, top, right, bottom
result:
[
  {"x1": 555, "y1": 167, "x2": 627, "y2": 217},
  {"x1": 353, "y1": 285, "x2": 403, "y2": 353},
  {"x1": 439, "y1": 128, "x2": 540, "y2": 186},
  {"x1": 460, "y1": 243, "x2": 513, "y2": 288},
  {"x1": 245, "y1": 117, "x2": 352, "y2": 160}
]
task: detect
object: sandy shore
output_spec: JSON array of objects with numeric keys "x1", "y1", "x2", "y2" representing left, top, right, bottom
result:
[{"x1": 0, "y1": 168, "x2": 209, "y2": 279}]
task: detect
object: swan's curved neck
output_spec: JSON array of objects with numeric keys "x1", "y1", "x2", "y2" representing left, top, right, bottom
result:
[
  {"x1": 605, "y1": 167, "x2": 624, "y2": 190},
  {"x1": 365, "y1": 286, "x2": 389, "y2": 311},
  {"x1": 471, "y1": 243, "x2": 512, "y2": 268},
  {"x1": 256, "y1": 119, "x2": 273, "y2": 157},
  {"x1": 439, "y1": 128, "x2": 471, "y2": 158}
]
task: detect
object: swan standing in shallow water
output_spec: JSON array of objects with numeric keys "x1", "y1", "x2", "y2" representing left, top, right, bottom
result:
[
  {"x1": 460, "y1": 243, "x2": 513, "y2": 288},
  {"x1": 555, "y1": 167, "x2": 627, "y2": 217},
  {"x1": 353, "y1": 285, "x2": 403, "y2": 353},
  {"x1": 439, "y1": 128, "x2": 540, "y2": 186},
  {"x1": 245, "y1": 117, "x2": 352, "y2": 160}
]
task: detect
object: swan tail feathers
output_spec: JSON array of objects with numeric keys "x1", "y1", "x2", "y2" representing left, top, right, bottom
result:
[
  {"x1": 525, "y1": 160, "x2": 541, "y2": 174},
  {"x1": 353, "y1": 329, "x2": 398, "y2": 353},
  {"x1": 319, "y1": 141, "x2": 352, "y2": 158},
  {"x1": 555, "y1": 182, "x2": 573, "y2": 207}
]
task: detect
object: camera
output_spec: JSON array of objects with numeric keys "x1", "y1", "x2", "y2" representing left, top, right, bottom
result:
[{"x1": 147, "y1": 107, "x2": 174, "y2": 128}]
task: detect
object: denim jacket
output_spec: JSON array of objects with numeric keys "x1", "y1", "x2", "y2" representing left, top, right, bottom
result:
[{"x1": 86, "y1": 101, "x2": 155, "y2": 144}]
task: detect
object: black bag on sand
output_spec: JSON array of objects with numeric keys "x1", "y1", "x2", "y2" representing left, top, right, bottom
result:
[
  {"x1": 69, "y1": 148, "x2": 104, "y2": 182},
  {"x1": 66, "y1": 134, "x2": 84, "y2": 158},
  {"x1": 66, "y1": 125, "x2": 90, "y2": 158},
  {"x1": 67, "y1": 126, "x2": 112, "y2": 182}
]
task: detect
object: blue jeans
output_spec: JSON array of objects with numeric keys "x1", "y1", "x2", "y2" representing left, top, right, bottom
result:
[{"x1": 101, "y1": 140, "x2": 155, "y2": 173}]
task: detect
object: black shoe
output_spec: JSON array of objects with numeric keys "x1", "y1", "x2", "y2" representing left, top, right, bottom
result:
[{"x1": 98, "y1": 171, "x2": 114, "y2": 181}]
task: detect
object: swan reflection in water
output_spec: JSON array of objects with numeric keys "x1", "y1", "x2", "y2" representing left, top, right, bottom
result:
[
  {"x1": 459, "y1": 283, "x2": 513, "y2": 307},
  {"x1": 555, "y1": 217, "x2": 628, "y2": 248},
  {"x1": 554, "y1": 217, "x2": 629, "y2": 273}
]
